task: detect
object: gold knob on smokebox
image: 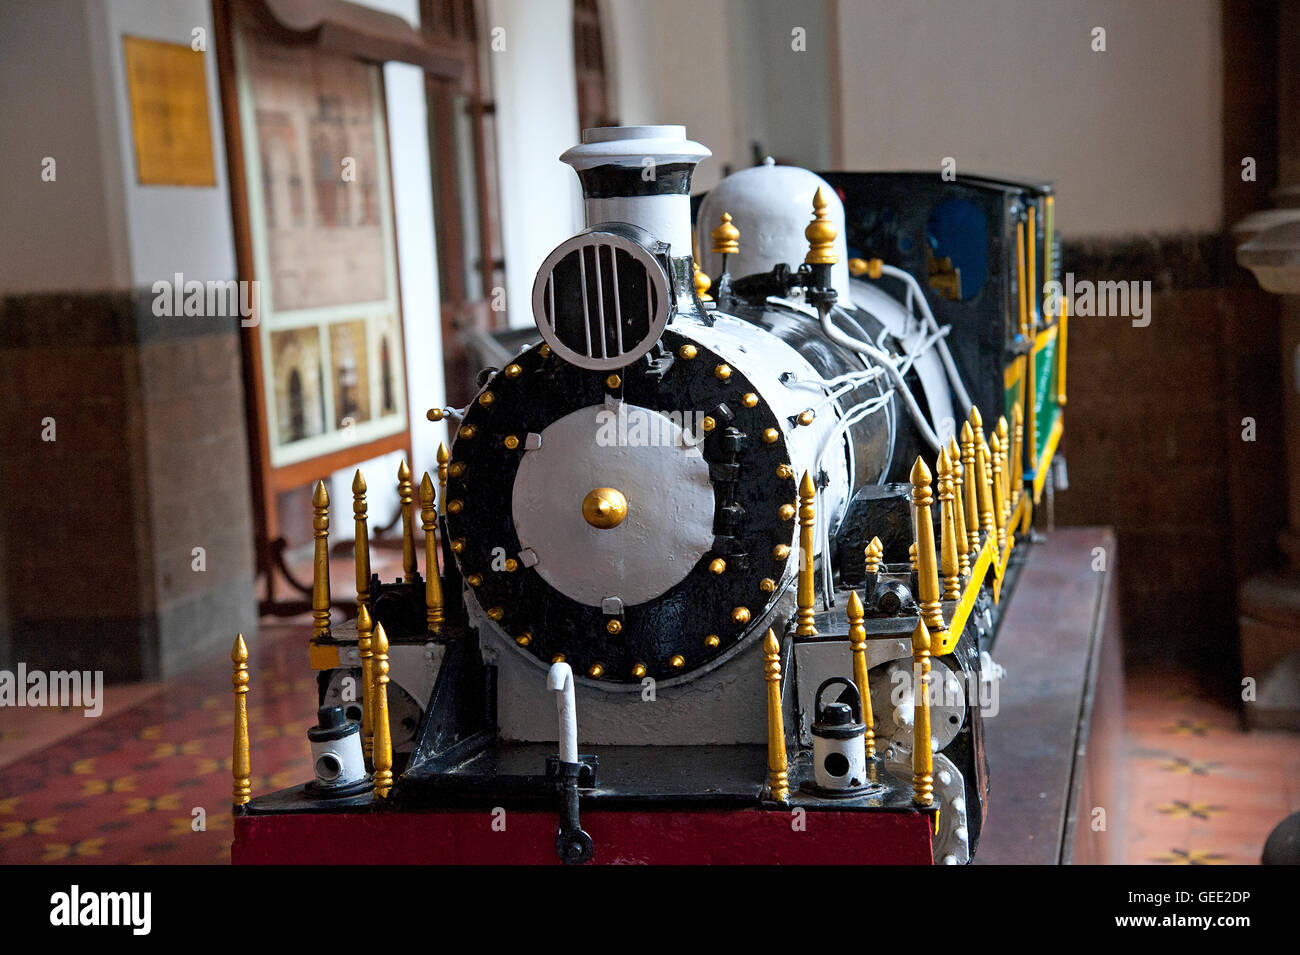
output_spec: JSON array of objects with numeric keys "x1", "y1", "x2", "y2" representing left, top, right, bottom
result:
[{"x1": 582, "y1": 487, "x2": 628, "y2": 530}]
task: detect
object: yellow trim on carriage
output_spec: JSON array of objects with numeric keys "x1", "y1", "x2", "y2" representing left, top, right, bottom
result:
[
  {"x1": 1033, "y1": 323, "x2": 1058, "y2": 351},
  {"x1": 1003, "y1": 358, "x2": 1023, "y2": 390},
  {"x1": 940, "y1": 535, "x2": 995, "y2": 654}
]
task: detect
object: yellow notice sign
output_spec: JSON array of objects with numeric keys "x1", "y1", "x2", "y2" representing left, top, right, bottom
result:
[{"x1": 122, "y1": 36, "x2": 216, "y2": 187}]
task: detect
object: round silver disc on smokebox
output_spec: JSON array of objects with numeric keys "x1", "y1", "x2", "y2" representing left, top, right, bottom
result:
[{"x1": 510, "y1": 403, "x2": 715, "y2": 608}]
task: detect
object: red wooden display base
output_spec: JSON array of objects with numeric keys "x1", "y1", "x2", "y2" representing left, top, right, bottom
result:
[{"x1": 233, "y1": 806, "x2": 935, "y2": 865}]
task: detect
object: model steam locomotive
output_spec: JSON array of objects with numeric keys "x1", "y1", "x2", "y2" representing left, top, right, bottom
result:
[{"x1": 230, "y1": 125, "x2": 1067, "y2": 865}]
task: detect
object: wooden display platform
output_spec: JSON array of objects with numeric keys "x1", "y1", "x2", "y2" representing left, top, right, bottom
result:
[{"x1": 976, "y1": 525, "x2": 1125, "y2": 864}]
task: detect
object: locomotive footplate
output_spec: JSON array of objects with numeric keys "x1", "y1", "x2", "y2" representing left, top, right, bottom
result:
[
  {"x1": 236, "y1": 742, "x2": 932, "y2": 813},
  {"x1": 232, "y1": 743, "x2": 937, "y2": 864}
]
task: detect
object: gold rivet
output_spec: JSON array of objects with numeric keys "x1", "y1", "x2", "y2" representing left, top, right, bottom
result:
[
  {"x1": 426, "y1": 408, "x2": 445, "y2": 421},
  {"x1": 679, "y1": 344, "x2": 697, "y2": 360},
  {"x1": 487, "y1": 606, "x2": 504, "y2": 621},
  {"x1": 773, "y1": 544, "x2": 791, "y2": 560},
  {"x1": 778, "y1": 504, "x2": 795, "y2": 521},
  {"x1": 451, "y1": 538, "x2": 466, "y2": 554},
  {"x1": 539, "y1": 344, "x2": 551, "y2": 357},
  {"x1": 588, "y1": 663, "x2": 605, "y2": 679},
  {"x1": 466, "y1": 573, "x2": 482, "y2": 587},
  {"x1": 606, "y1": 374, "x2": 622, "y2": 389},
  {"x1": 504, "y1": 363, "x2": 522, "y2": 379},
  {"x1": 704, "y1": 634, "x2": 720, "y2": 649},
  {"x1": 447, "y1": 499, "x2": 463, "y2": 514},
  {"x1": 714, "y1": 363, "x2": 732, "y2": 381},
  {"x1": 632, "y1": 663, "x2": 647, "y2": 679},
  {"x1": 551, "y1": 653, "x2": 565, "y2": 663},
  {"x1": 582, "y1": 487, "x2": 628, "y2": 530},
  {"x1": 516, "y1": 632, "x2": 532, "y2": 646},
  {"x1": 709, "y1": 558, "x2": 726, "y2": 575},
  {"x1": 776, "y1": 463, "x2": 793, "y2": 479},
  {"x1": 742, "y1": 393, "x2": 758, "y2": 408},
  {"x1": 449, "y1": 462, "x2": 467, "y2": 478},
  {"x1": 504, "y1": 558, "x2": 519, "y2": 572},
  {"x1": 760, "y1": 578, "x2": 776, "y2": 593},
  {"x1": 797, "y1": 409, "x2": 815, "y2": 426},
  {"x1": 732, "y1": 607, "x2": 751, "y2": 625},
  {"x1": 459, "y1": 425, "x2": 476, "y2": 439},
  {"x1": 763, "y1": 428, "x2": 779, "y2": 444},
  {"x1": 702, "y1": 416, "x2": 716, "y2": 432},
  {"x1": 478, "y1": 391, "x2": 495, "y2": 406},
  {"x1": 504, "y1": 435, "x2": 520, "y2": 449},
  {"x1": 606, "y1": 619, "x2": 622, "y2": 635},
  {"x1": 669, "y1": 654, "x2": 685, "y2": 669}
]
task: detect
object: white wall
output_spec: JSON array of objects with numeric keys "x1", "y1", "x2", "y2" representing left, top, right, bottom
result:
[
  {"x1": 831, "y1": 0, "x2": 1224, "y2": 237},
  {"x1": 0, "y1": 0, "x2": 447, "y2": 533},
  {"x1": 329, "y1": 0, "x2": 448, "y2": 520},
  {"x1": 93, "y1": 0, "x2": 237, "y2": 288},
  {"x1": 486, "y1": 0, "x2": 584, "y2": 330},
  {"x1": 0, "y1": 0, "x2": 126, "y2": 292},
  {"x1": 603, "y1": 0, "x2": 831, "y2": 188},
  {"x1": 726, "y1": 0, "x2": 832, "y2": 172},
  {"x1": 605, "y1": 0, "x2": 739, "y2": 191},
  {"x1": 602, "y1": 0, "x2": 656, "y2": 129}
]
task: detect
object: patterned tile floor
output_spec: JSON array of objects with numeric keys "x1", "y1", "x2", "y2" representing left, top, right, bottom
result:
[
  {"x1": 0, "y1": 620, "x2": 317, "y2": 864},
  {"x1": 1120, "y1": 669, "x2": 1300, "y2": 864},
  {"x1": 1, "y1": 619, "x2": 1296, "y2": 864}
]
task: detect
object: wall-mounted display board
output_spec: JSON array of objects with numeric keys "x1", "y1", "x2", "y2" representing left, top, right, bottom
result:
[
  {"x1": 234, "y1": 26, "x2": 408, "y2": 472},
  {"x1": 123, "y1": 35, "x2": 218, "y2": 186},
  {"x1": 213, "y1": 0, "x2": 462, "y2": 610}
]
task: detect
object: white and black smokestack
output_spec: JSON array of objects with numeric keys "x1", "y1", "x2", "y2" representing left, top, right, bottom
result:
[{"x1": 560, "y1": 125, "x2": 711, "y2": 259}]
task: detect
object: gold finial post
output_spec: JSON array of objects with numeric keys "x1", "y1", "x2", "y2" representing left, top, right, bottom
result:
[
  {"x1": 948, "y1": 436, "x2": 970, "y2": 576},
  {"x1": 419, "y1": 473, "x2": 444, "y2": 634},
  {"x1": 804, "y1": 187, "x2": 838, "y2": 265},
  {"x1": 436, "y1": 442, "x2": 450, "y2": 516},
  {"x1": 991, "y1": 431, "x2": 1007, "y2": 554},
  {"x1": 372, "y1": 622, "x2": 393, "y2": 798},
  {"x1": 762, "y1": 628, "x2": 789, "y2": 803},
  {"x1": 232, "y1": 634, "x2": 251, "y2": 807},
  {"x1": 357, "y1": 603, "x2": 375, "y2": 762},
  {"x1": 996, "y1": 416, "x2": 1012, "y2": 524},
  {"x1": 796, "y1": 471, "x2": 817, "y2": 636},
  {"x1": 312, "y1": 481, "x2": 331, "y2": 639},
  {"x1": 711, "y1": 211, "x2": 740, "y2": 275},
  {"x1": 973, "y1": 413, "x2": 995, "y2": 542},
  {"x1": 398, "y1": 459, "x2": 417, "y2": 581},
  {"x1": 1026, "y1": 346, "x2": 1038, "y2": 464},
  {"x1": 910, "y1": 457, "x2": 946, "y2": 639},
  {"x1": 1011, "y1": 402, "x2": 1025, "y2": 512},
  {"x1": 864, "y1": 535, "x2": 884, "y2": 576},
  {"x1": 353, "y1": 470, "x2": 370, "y2": 611},
  {"x1": 911, "y1": 620, "x2": 934, "y2": 807},
  {"x1": 909, "y1": 541, "x2": 917, "y2": 571},
  {"x1": 937, "y1": 447, "x2": 961, "y2": 600},
  {"x1": 847, "y1": 591, "x2": 876, "y2": 758},
  {"x1": 693, "y1": 260, "x2": 713, "y2": 302},
  {"x1": 692, "y1": 226, "x2": 712, "y2": 303},
  {"x1": 960, "y1": 421, "x2": 981, "y2": 554},
  {"x1": 1057, "y1": 298, "x2": 1069, "y2": 406},
  {"x1": 1027, "y1": 204, "x2": 1039, "y2": 326},
  {"x1": 1016, "y1": 219, "x2": 1029, "y2": 339}
]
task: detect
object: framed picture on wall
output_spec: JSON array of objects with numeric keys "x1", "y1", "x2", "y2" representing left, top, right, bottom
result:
[{"x1": 231, "y1": 24, "x2": 409, "y2": 472}]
